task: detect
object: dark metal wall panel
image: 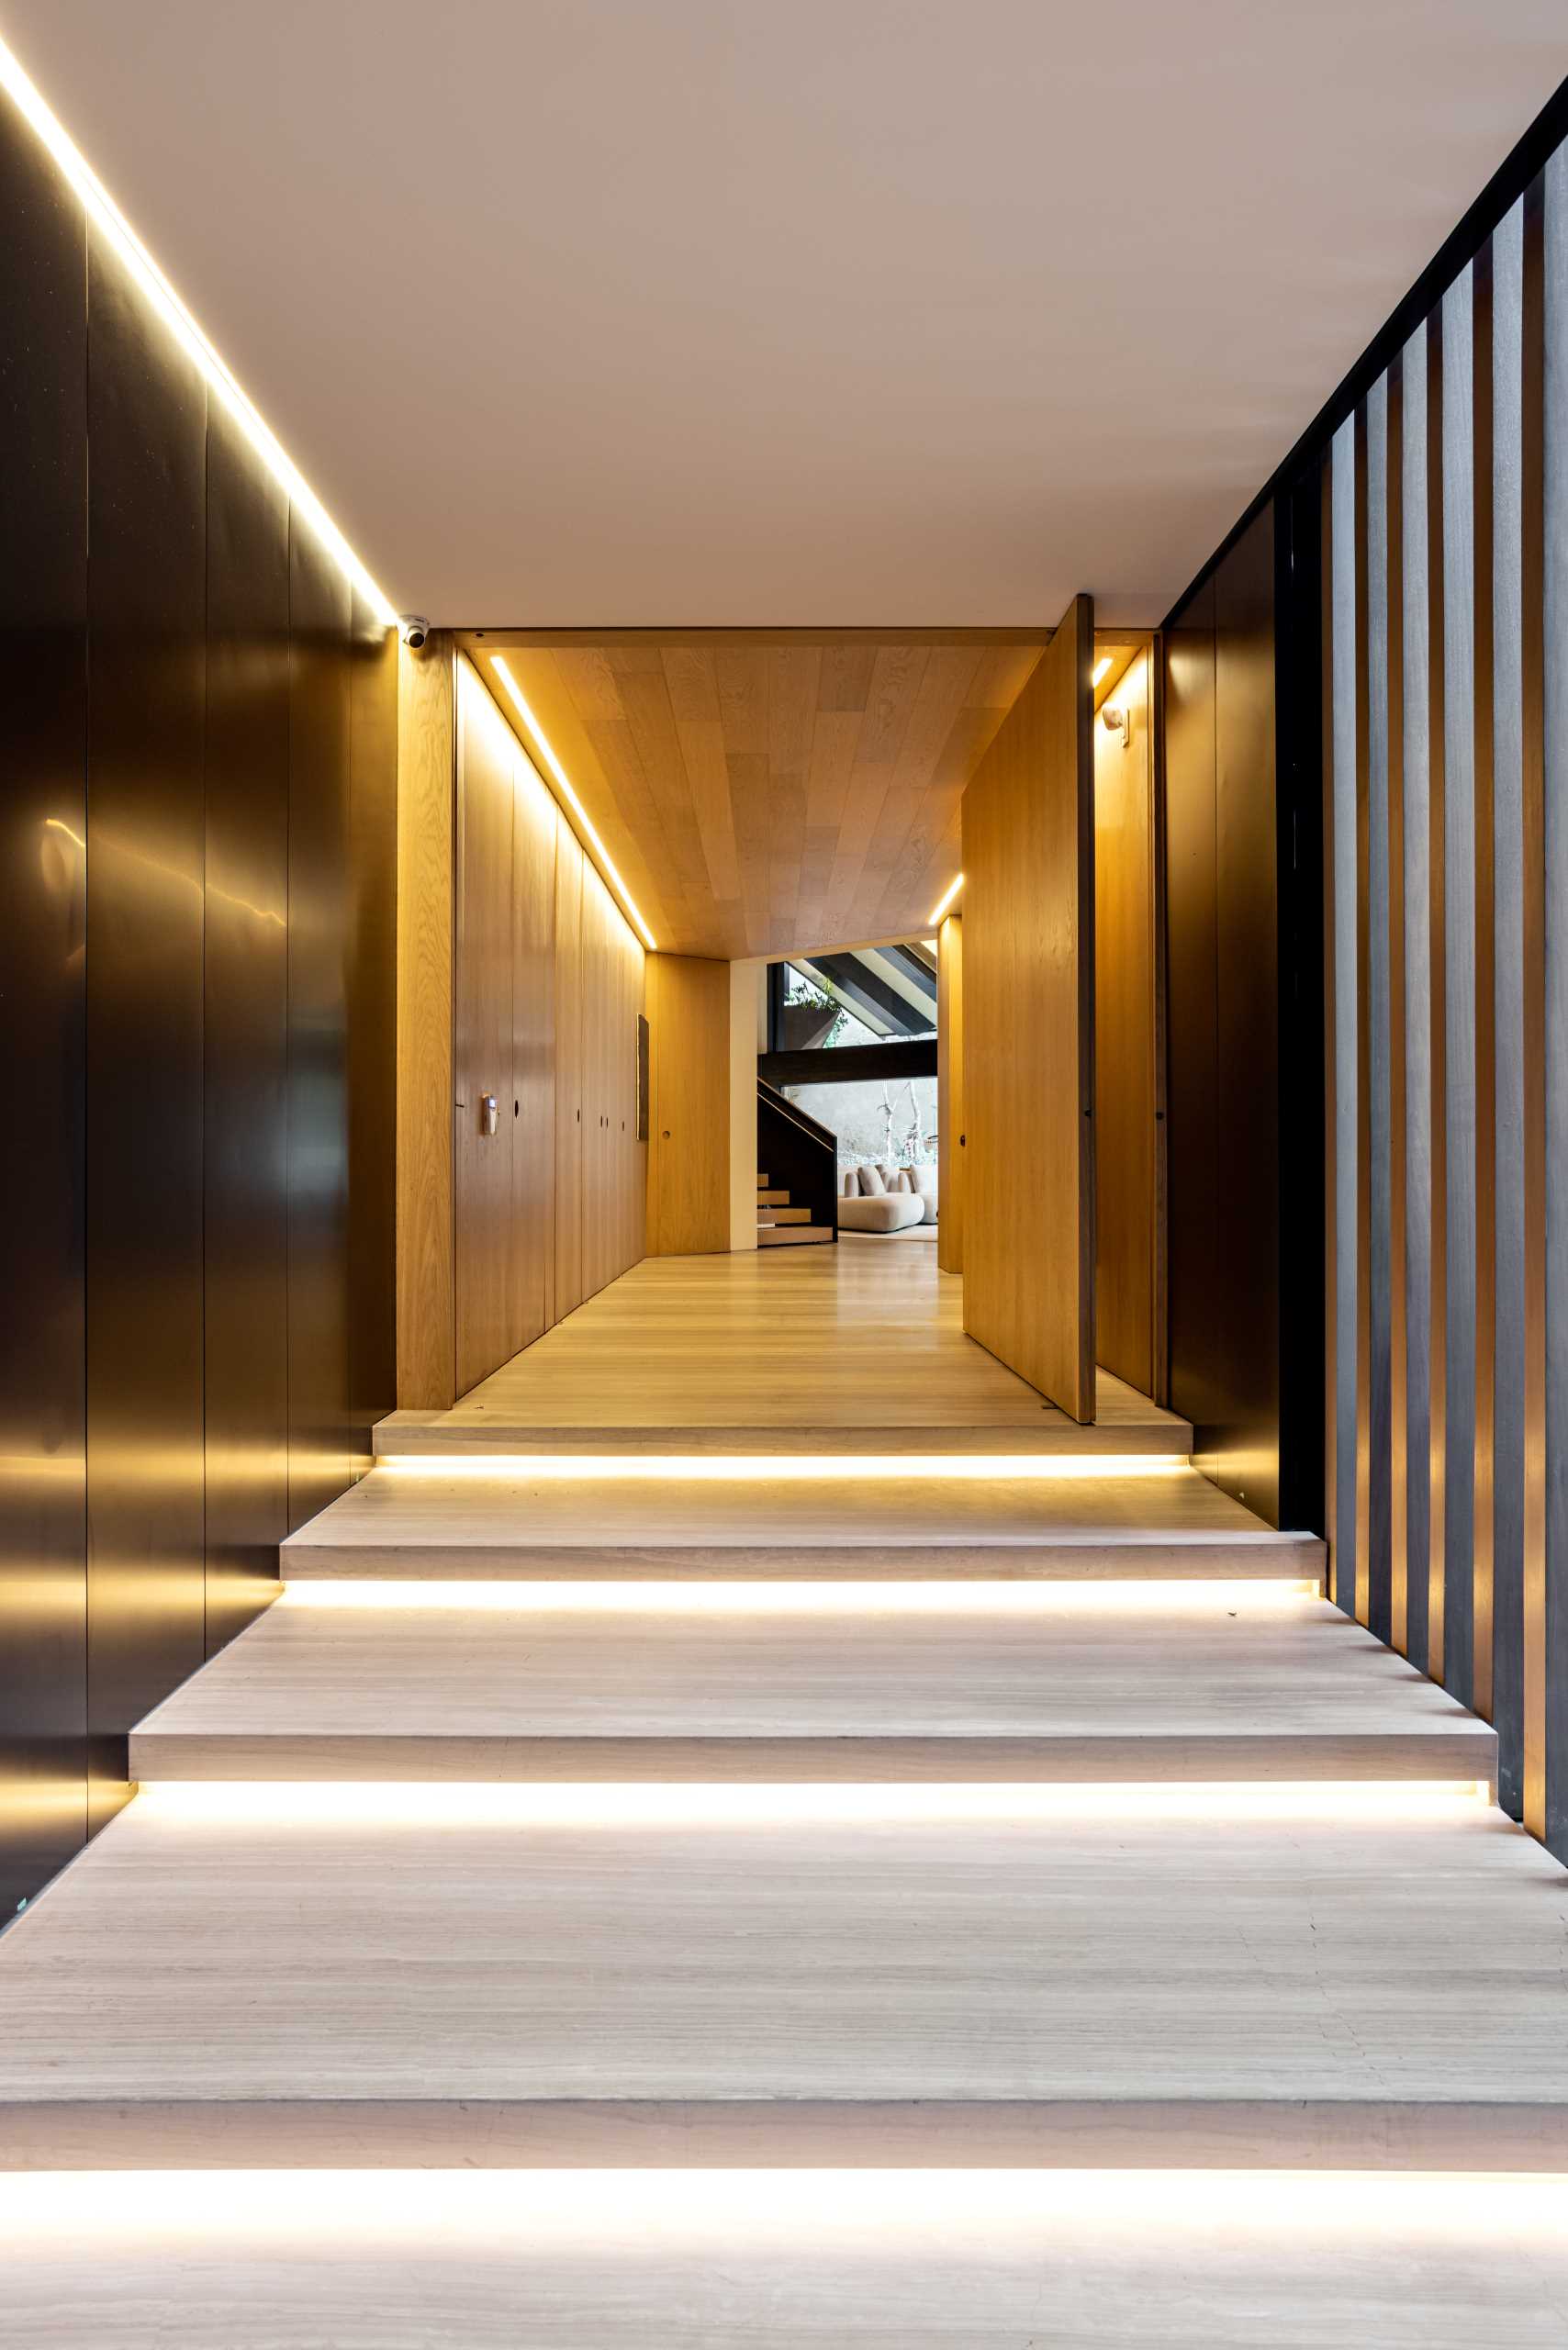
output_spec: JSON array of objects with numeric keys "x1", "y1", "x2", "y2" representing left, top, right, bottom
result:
[
  {"x1": 286, "y1": 527, "x2": 355, "y2": 1530},
  {"x1": 1366, "y1": 383, "x2": 1394, "y2": 1641},
  {"x1": 0, "y1": 100, "x2": 88, "y2": 1919},
  {"x1": 1161, "y1": 577, "x2": 1222, "y2": 1449},
  {"x1": 1213, "y1": 507, "x2": 1282, "y2": 1525},
  {"x1": 347, "y1": 594, "x2": 399, "y2": 1473},
  {"x1": 83, "y1": 228, "x2": 207, "y2": 1831},
  {"x1": 1330, "y1": 421, "x2": 1361, "y2": 1601},
  {"x1": 203, "y1": 403, "x2": 292, "y2": 1657}
]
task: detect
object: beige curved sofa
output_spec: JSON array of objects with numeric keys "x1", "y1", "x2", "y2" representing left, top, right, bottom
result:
[{"x1": 838, "y1": 1160, "x2": 936, "y2": 1234}]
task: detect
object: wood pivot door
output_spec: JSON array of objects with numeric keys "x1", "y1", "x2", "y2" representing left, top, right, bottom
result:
[{"x1": 961, "y1": 594, "x2": 1096, "y2": 1420}]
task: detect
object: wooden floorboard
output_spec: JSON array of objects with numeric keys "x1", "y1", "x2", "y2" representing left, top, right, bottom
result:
[
  {"x1": 2, "y1": 1796, "x2": 1567, "y2": 2166},
  {"x1": 371, "y1": 1247, "x2": 1194, "y2": 1454},
  {"x1": 282, "y1": 1462, "x2": 1323, "y2": 1579},
  {"x1": 6, "y1": 2174, "x2": 1568, "y2": 2346},
  {"x1": 131, "y1": 1591, "x2": 1494, "y2": 1783}
]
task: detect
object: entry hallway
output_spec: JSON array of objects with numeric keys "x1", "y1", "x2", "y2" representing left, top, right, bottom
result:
[{"x1": 3, "y1": 1247, "x2": 1568, "y2": 2341}]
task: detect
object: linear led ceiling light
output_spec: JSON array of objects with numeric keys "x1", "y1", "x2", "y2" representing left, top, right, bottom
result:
[
  {"x1": 0, "y1": 37, "x2": 397, "y2": 627},
  {"x1": 489, "y1": 656, "x2": 658, "y2": 950},
  {"x1": 1092, "y1": 655, "x2": 1113, "y2": 686},
  {"x1": 928, "y1": 872, "x2": 965, "y2": 924}
]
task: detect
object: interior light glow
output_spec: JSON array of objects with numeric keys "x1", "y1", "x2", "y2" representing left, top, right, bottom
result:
[
  {"x1": 489, "y1": 656, "x2": 657, "y2": 949},
  {"x1": 1092, "y1": 655, "x2": 1113, "y2": 685},
  {"x1": 134, "y1": 1779, "x2": 1494, "y2": 1830},
  {"x1": 280, "y1": 1576, "x2": 1320, "y2": 1612},
  {"x1": 0, "y1": 2168, "x2": 1560, "y2": 2248},
  {"x1": 373, "y1": 1450, "x2": 1187, "y2": 1478},
  {"x1": 0, "y1": 34, "x2": 398, "y2": 629},
  {"x1": 0, "y1": 2167, "x2": 1558, "y2": 2249},
  {"x1": 928, "y1": 872, "x2": 965, "y2": 924}
]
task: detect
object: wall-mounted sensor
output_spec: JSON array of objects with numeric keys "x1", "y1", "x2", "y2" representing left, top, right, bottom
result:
[
  {"x1": 399, "y1": 614, "x2": 431, "y2": 650},
  {"x1": 1102, "y1": 703, "x2": 1131, "y2": 748}
]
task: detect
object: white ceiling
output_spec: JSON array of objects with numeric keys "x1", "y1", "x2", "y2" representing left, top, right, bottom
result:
[{"x1": 7, "y1": 2, "x2": 1565, "y2": 625}]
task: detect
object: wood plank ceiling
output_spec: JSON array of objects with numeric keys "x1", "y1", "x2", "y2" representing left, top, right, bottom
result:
[{"x1": 461, "y1": 632, "x2": 1046, "y2": 959}]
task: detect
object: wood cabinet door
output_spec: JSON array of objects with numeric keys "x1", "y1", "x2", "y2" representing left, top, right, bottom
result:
[{"x1": 961, "y1": 594, "x2": 1096, "y2": 1420}]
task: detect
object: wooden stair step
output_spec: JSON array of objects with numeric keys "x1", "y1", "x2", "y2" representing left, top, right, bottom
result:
[
  {"x1": 756, "y1": 1189, "x2": 790, "y2": 1204},
  {"x1": 758, "y1": 1223, "x2": 834, "y2": 1246},
  {"x1": 0, "y1": 1790, "x2": 1560, "y2": 2168},
  {"x1": 130, "y1": 1589, "x2": 1495, "y2": 1785},
  {"x1": 757, "y1": 1206, "x2": 812, "y2": 1225},
  {"x1": 280, "y1": 1464, "x2": 1325, "y2": 1582}
]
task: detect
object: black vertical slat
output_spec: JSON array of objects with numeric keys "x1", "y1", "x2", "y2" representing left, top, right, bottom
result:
[
  {"x1": 1542, "y1": 143, "x2": 1568, "y2": 1863},
  {"x1": 286, "y1": 523, "x2": 355, "y2": 1530},
  {"x1": 1428, "y1": 314, "x2": 1451, "y2": 1682},
  {"x1": 1387, "y1": 357, "x2": 1409, "y2": 1654},
  {"x1": 1521, "y1": 171, "x2": 1548, "y2": 1842},
  {"x1": 0, "y1": 94, "x2": 89, "y2": 1918},
  {"x1": 203, "y1": 402, "x2": 291, "y2": 1657},
  {"x1": 1366, "y1": 378, "x2": 1394, "y2": 1643},
  {"x1": 1213, "y1": 507, "x2": 1281, "y2": 1524},
  {"x1": 1441, "y1": 264, "x2": 1478, "y2": 1708},
  {"x1": 1473, "y1": 239, "x2": 1498, "y2": 1725},
  {"x1": 1329, "y1": 420, "x2": 1360, "y2": 1614},
  {"x1": 1491, "y1": 199, "x2": 1529, "y2": 1812},
  {"x1": 1402, "y1": 325, "x2": 1435, "y2": 1673}
]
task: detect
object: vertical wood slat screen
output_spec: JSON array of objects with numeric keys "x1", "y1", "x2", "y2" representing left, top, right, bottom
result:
[{"x1": 1325, "y1": 154, "x2": 1568, "y2": 1856}]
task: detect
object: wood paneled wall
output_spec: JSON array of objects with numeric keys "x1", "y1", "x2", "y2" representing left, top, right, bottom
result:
[
  {"x1": 646, "y1": 955, "x2": 734, "y2": 1256},
  {"x1": 398, "y1": 657, "x2": 646, "y2": 1406},
  {"x1": 962, "y1": 597, "x2": 1095, "y2": 1419},
  {"x1": 936, "y1": 913, "x2": 965, "y2": 1274},
  {"x1": 0, "y1": 87, "x2": 398, "y2": 1914},
  {"x1": 1322, "y1": 162, "x2": 1568, "y2": 1854},
  {"x1": 1093, "y1": 649, "x2": 1161, "y2": 1399}
]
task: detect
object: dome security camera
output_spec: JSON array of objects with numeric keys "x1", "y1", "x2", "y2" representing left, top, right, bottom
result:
[{"x1": 398, "y1": 615, "x2": 431, "y2": 651}]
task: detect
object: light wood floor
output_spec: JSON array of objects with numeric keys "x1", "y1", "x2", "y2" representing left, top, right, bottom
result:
[
  {"x1": 375, "y1": 1245, "x2": 1193, "y2": 1454},
  {"x1": 8, "y1": 2174, "x2": 1568, "y2": 2348},
  {"x1": 132, "y1": 1589, "x2": 1495, "y2": 1783},
  {"x1": 5, "y1": 1237, "x2": 1568, "y2": 2339}
]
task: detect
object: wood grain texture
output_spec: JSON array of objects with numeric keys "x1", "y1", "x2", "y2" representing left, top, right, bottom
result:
[
  {"x1": 465, "y1": 635, "x2": 1044, "y2": 957},
  {"x1": 454, "y1": 661, "x2": 517, "y2": 1395},
  {"x1": 2, "y1": 1797, "x2": 1562, "y2": 2169},
  {"x1": 1093, "y1": 645, "x2": 1157, "y2": 1394},
  {"x1": 510, "y1": 744, "x2": 557, "y2": 1352},
  {"x1": 936, "y1": 912, "x2": 964, "y2": 1272},
  {"x1": 553, "y1": 821, "x2": 585, "y2": 1317},
  {"x1": 645, "y1": 957, "x2": 732, "y2": 1255},
  {"x1": 403, "y1": 1242, "x2": 1191, "y2": 1452},
  {"x1": 5, "y1": 2178, "x2": 1568, "y2": 2345},
  {"x1": 395, "y1": 637, "x2": 456, "y2": 1409},
  {"x1": 963, "y1": 594, "x2": 1095, "y2": 1418},
  {"x1": 131, "y1": 1590, "x2": 1493, "y2": 1784}
]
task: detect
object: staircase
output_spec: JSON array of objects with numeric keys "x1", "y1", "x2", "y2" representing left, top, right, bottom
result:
[
  {"x1": 3, "y1": 1249, "x2": 1566, "y2": 2336},
  {"x1": 756, "y1": 1168, "x2": 833, "y2": 1245}
]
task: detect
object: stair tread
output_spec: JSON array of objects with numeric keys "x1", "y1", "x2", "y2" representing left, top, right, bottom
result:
[
  {"x1": 758, "y1": 1223, "x2": 834, "y2": 1244},
  {"x1": 130, "y1": 1592, "x2": 1494, "y2": 1782},
  {"x1": 0, "y1": 1794, "x2": 1561, "y2": 2167}
]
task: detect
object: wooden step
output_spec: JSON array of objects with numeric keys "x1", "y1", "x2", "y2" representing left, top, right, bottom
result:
[
  {"x1": 756, "y1": 1188, "x2": 790, "y2": 1205},
  {"x1": 130, "y1": 1588, "x2": 1495, "y2": 1785},
  {"x1": 757, "y1": 1205, "x2": 812, "y2": 1225},
  {"x1": 0, "y1": 1788, "x2": 1560, "y2": 2168},
  {"x1": 758, "y1": 1222, "x2": 834, "y2": 1245},
  {"x1": 756, "y1": 1172, "x2": 767, "y2": 1187},
  {"x1": 280, "y1": 1464, "x2": 1325, "y2": 1581},
  {"x1": 4, "y1": 2173, "x2": 1564, "y2": 2344}
]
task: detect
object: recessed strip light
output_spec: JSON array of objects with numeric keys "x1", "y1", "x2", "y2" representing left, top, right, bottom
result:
[
  {"x1": 0, "y1": 2167, "x2": 1553, "y2": 2246},
  {"x1": 1092, "y1": 655, "x2": 1113, "y2": 685},
  {"x1": 280, "y1": 1577, "x2": 1320, "y2": 1611},
  {"x1": 374, "y1": 1450, "x2": 1186, "y2": 1478},
  {"x1": 929, "y1": 872, "x2": 965, "y2": 924},
  {"x1": 135, "y1": 1780, "x2": 1493, "y2": 1829},
  {"x1": 0, "y1": 33, "x2": 398, "y2": 629},
  {"x1": 489, "y1": 656, "x2": 657, "y2": 950}
]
